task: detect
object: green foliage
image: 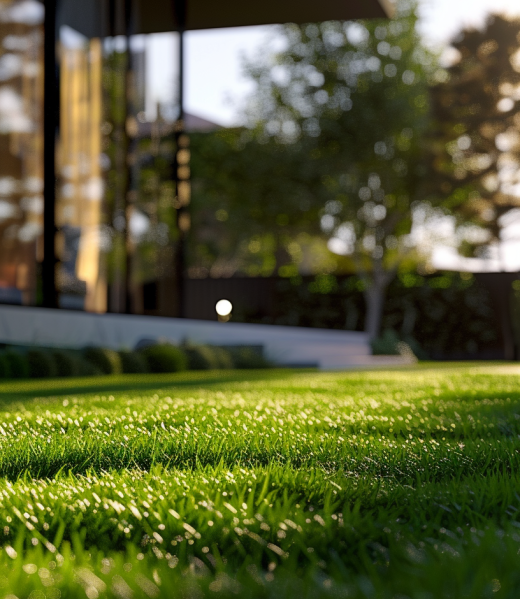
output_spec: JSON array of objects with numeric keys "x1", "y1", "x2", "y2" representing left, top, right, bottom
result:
[
  {"x1": 232, "y1": 272, "x2": 498, "y2": 358},
  {"x1": 3, "y1": 350, "x2": 29, "y2": 379},
  {"x1": 174, "y1": 343, "x2": 270, "y2": 371},
  {"x1": 191, "y1": 1, "x2": 444, "y2": 337},
  {"x1": 241, "y1": 1, "x2": 436, "y2": 270},
  {"x1": 0, "y1": 367, "x2": 517, "y2": 596},
  {"x1": 211, "y1": 346, "x2": 235, "y2": 369},
  {"x1": 52, "y1": 350, "x2": 81, "y2": 377},
  {"x1": 84, "y1": 347, "x2": 122, "y2": 375},
  {"x1": 371, "y1": 328, "x2": 400, "y2": 354},
  {"x1": 190, "y1": 130, "x2": 325, "y2": 278},
  {"x1": 77, "y1": 359, "x2": 102, "y2": 377},
  {"x1": 228, "y1": 346, "x2": 272, "y2": 369},
  {"x1": 191, "y1": 3, "x2": 436, "y2": 284},
  {"x1": 428, "y1": 15, "x2": 520, "y2": 255},
  {"x1": 370, "y1": 329, "x2": 419, "y2": 360},
  {"x1": 139, "y1": 344, "x2": 188, "y2": 373},
  {"x1": 511, "y1": 280, "x2": 520, "y2": 356},
  {"x1": 386, "y1": 271, "x2": 497, "y2": 358},
  {"x1": 118, "y1": 350, "x2": 149, "y2": 374},
  {"x1": 183, "y1": 344, "x2": 220, "y2": 370},
  {"x1": 27, "y1": 349, "x2": 57, "y2": 378},
  {"x1": 183, "y1": 344, "x2": 247, "y2": 370},
  {"x1": 0, "y1": 354, "x2": 10, "y2": 379},
  {"x1": 0, "y1": 343, "x2": 274, "y2": 380}
]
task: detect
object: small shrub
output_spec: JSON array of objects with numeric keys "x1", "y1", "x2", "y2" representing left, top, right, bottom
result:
[
  {"x1": 84, "y1": 347, "x2": 122, "y2": 375},
  {"x1": 27, "y1": 349, "x2": 57, "y2": 378},
  {"x1": 228, "y1": 346, "x2": 271, "y2": 369},
  {"x1": 371, "y1": 330, "x2": 421, "y2": 360},
  {"x1": 212, "y1": 347, "x2": 235, "y2": 369},
  {"x1": 371, "y1": 329, "x2": 400, "y2": 355},
  {"x1": 119, "y1": 350, "x2": 149, "y2": 374},
  {"x1": 402, "y1": 336, "x2": 428, "y2": 360},
  {"x1": 77, "y1": 359, "x2": 101, "y2": 377},
  {"x1": 4, "y1": 351, "x2": 29, "y2": 379},
  {"x1": 140, "y1": 344, "x2": 187, "y2": 373},
  {"x1": 184, "y1": 345, "x2": 219, "y2": 370},
  {"x1": 0, "y1": 354, "x2": 10, "y2": 379},
  {"x1": 52, "y1": 350, "x2": 81, "y2": 377}
]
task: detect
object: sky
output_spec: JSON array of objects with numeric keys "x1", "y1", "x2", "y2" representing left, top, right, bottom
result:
[
  {"x1": 146, "y1": 0, "x2": 520, "y2": 272},
  {"x1": 180, "y1": 0, "x2": 520, "y2": 127},
  {"x1": 147, "y1": 0, "x2": 520, "y2": 126}
]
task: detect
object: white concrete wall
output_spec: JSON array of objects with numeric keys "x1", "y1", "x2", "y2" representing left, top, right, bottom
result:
[{"x1": 0, "y1": 305, "x2": 373, "y2": 369}]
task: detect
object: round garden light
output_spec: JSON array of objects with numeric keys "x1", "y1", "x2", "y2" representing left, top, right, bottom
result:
[{"x1": 215, "y1": 299, "x2": 233, "y2": 322}]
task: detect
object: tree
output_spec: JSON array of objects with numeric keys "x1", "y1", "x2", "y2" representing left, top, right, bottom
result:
[
  {"x1": 428, "y1": 15, "x2": 520, "y2": 261},
  {"x1": 238, "y1": 0, "x2": 438, "y2": 338},
  {"x1": 189, "y1": 129, "x2": 330, "y2": 279}
]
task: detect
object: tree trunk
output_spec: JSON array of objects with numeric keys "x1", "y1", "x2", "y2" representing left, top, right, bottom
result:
[
  {"x1": 361, "y1": 260, "x2": 395, "y2": 341},
  {"x1": 364, "y1": 281, "x2": 387, "y2": 341}
]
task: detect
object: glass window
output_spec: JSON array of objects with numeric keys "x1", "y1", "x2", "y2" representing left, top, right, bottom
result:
[
  {"x1": 0, "y1": 0, "x2": 44, "y2": 306},
  {"x1": 56, "y1": 0, "x2": 181, "y2": 314}
]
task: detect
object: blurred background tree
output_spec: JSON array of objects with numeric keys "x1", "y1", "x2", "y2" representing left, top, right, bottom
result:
[
  {"x1": 191, "y1": 0, "x2": 441, "y2": 339},
  {"x1": 189, "y1": 129, "x2": 327, "y2": 279},
  {"x1": 428, "y1": 14, "x2": 520, "y2": 263}
]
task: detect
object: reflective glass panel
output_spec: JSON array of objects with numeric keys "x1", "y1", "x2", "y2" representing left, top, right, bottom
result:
[
  {"x1": 56, "y1": 0, "x2": 180, "y2": 314},
  {"x1": 0, "y1": 0, "x2": 44, "y2": 306}
]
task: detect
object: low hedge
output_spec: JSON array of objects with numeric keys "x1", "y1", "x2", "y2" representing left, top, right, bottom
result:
[
  {"x1": 0, "y1": 342, "x2": 272, "y2": 380},
  {"x1": 119, "y1": 350, "x2": 149, "y2": 374},
  {"x1": 212, "y1": 347, "x2": 235, "y2": 369},
  {"x1": 4, "y1": 351, "x2": 29, "y2": 378},
  {"x1": 52, "y1": 350, "x2": 82, "y2": 377},
  {"x1": 84, "y1": 347, "x2": 122, "y2": 375},
  {"x1": 228, "y1": 346, "x2": 272, "y2": 369},
  {"x1": 183, "y1": 344, "x2": 235, "y2": 370},
  {"x1": 139, "y1": 344, "x2": 188, "y2": 373},
  {"x1": 184, "y1": 345, "x2": 219, "y2": 370},
  {"x1": 27, "y1": 349, "x2": 57, "y2": 379},
  {"x1": 0, "y1": 354, "x2": 10, "y2": 379}
]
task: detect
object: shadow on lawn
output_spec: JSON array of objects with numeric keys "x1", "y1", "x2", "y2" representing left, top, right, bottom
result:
[{"x1": 0, "y1": 370, "x2": 306, "y2": 406}]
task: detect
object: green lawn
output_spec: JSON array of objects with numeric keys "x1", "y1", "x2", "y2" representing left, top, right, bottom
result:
[{"x1": 0, "y1": 364, "x2": 518, "y2": 598}]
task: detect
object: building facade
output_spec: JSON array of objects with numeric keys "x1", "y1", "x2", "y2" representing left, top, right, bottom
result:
[
  {"x1": 0, "y1": 0, "x2": 185, "y2": 316},
  {"x1": 0, "y1": 0, "x2": 389, "y2": 320}
]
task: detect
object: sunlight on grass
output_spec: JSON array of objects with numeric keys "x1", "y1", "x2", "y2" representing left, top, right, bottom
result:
[{"x1": 0, "y1": 364, "x2": 517, "y2": 597}]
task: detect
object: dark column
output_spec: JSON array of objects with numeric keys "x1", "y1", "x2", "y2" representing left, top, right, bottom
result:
[
  {"x1": 124, "y1": 0, "x2": 134, "y2": 313},
  {"x1": 42, "y1": 0, "x2": 59, "y2": 308},
  {"x1": 107, "y1": 0, "x2": 130, "y2": 314},
  {"x1": 173, "y1": 0, "x2": 189, "y2": 318}
]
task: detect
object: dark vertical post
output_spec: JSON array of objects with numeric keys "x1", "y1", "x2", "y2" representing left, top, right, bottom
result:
[
  {"x1": 173, "y1": 0, "x2": 188, "y2": 318},
  {"x1": 176, "y1": 0, "x2": 185, "y2": 122},
  {"x1": 107, "y1": 0, "x2": 130, "y2": 314},
  {"x1": 42, "y1": 0, "x2": 58, "y2": 308},
  {"x1": 124, "y1": 0, "x2": 133, "y2": 313}
]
